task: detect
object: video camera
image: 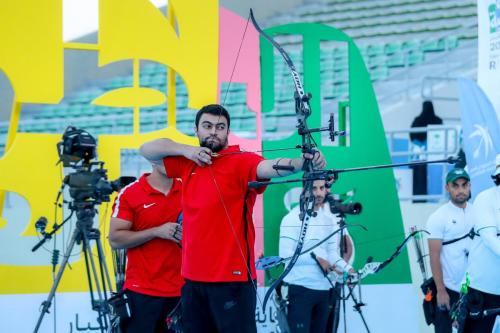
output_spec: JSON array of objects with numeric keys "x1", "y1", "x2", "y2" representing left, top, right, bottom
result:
[{"x1": 57, "y1": 126, "x2": 135, "y2": 203}]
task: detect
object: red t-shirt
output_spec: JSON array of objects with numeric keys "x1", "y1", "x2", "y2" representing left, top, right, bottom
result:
[
  {"x1": 163, "y1": 145, "x2": 266, "y2": 282},
  {"x1": 111, "y1": 174, "x2": 183, "y2": 297}
]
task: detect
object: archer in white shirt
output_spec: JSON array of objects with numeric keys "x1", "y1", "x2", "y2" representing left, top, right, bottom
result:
[
  {"x1": 427, "y1": 168, "x2": 474, "y2": 333},
  {"x1": 279, "y1": 179, "x2": 354, "y2": 333}
]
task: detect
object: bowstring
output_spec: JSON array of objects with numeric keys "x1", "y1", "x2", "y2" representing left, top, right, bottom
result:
[
  {"x1": 221, "y1": 13, "x2": 251, "y2": 107},
  {"x1": 207, "y1": 166, "x2": 264, "y2": 310}
]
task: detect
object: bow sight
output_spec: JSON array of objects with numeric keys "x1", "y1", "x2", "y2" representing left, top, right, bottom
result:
[{"x1": 297, "y1": 113, "x2": 346, "y2": 142}]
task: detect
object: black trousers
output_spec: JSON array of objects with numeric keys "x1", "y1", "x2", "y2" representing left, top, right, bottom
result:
[
  {"x1": 325, "y1": 285, "x2": 341, "y2": 333},
  {"x1": 287, "y1": 284, "x2": 331, "y2": 333},
  {"x1": 181, "y1": 279, "x2": 257, "y2": 333},
  {"x1": 411, "y1": 164, "x2": 428, "y2": 202},
  {"x1": 463, "y1": 288, "x2": 500, "y2": 333},
  {"x1": 433, "y1": 288, "x2": 460, "y2": 333},
  {"x1": 122, "y1": 289, "x2": 180, "y2": 333}
]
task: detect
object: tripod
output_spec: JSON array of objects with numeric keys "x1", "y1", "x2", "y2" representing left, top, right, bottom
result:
[
  {"x1": 33, "y1": 201, "x2": 114, "y2": 333},
  {"x1": 329, "y1": 213, "x2": 371, "y2": 333}
]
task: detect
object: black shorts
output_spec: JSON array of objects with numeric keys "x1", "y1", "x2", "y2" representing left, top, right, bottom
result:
[
  {"x1": 121, "y1": 289, "x2": 180, "y2": 333},
  {"x1": 181, "y1": 279, "x2": 257, "y2": 333}
]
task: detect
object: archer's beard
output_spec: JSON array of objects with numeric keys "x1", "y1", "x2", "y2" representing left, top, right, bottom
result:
[
  {"x1": 314, "y1": 196, "x2": 325, "y2": 210},
  {"x1": 200, "y1": 136, "x2": 227, "y2": 152},
  {"x1": 451, "y1": 194, "x2": 468, "y2": 206}
]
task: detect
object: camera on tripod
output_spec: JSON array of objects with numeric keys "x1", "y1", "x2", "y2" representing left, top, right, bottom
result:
[
  {"x1": 32, "y1": 126, "x2": 136, "y2": 333},
  {"x1": 57, "y1": 126, "x2": 135, "y2": 203}
]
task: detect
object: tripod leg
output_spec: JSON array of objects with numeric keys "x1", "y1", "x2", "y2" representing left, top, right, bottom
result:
[
  {"x1": 81, "y1": 232, "x2": 110, "y2": 332},
  {"x1": 33, "y1": 228, "x2": 80, "y2": 333},
  {"x1": 94, "y1": 235, "x2": 113, "y2": 293},
  {"x1": 331, "y1": 284, "x2": 341, "y2": 333},
  {"x1": 348, "y1": 288, "x2": 370, "y2": 333},
  {"x1": 94, "y1": 237, "x2": 123, "y2": 333},
  {"x1": 342, "y1": 285, "x2": 347, "y2": 333}
]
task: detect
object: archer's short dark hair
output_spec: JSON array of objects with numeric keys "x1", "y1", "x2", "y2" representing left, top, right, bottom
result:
[{"x1": 195, "y1": 104, "x2": 231, "y2": 129}]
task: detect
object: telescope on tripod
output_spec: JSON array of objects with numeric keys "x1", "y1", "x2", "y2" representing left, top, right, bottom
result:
[{"x1": 32, "y1": 126, "x2": 135, "y2": 333}]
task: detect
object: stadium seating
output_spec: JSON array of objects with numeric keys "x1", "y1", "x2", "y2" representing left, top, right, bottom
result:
[{"x1": 0, "y1": 0, "x2": 476, "y2": 161}]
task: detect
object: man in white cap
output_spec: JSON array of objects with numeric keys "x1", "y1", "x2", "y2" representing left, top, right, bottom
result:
[
  {"x1": 426, "y1": 168, "x2": 474, "y2": 333},
  {"x1": 462, "y1": 153, "x2": 500, "y2": 332}
]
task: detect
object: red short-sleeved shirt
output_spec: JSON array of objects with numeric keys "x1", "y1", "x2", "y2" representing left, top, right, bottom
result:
[
  {"x1": 111, "y1": 174, "x2": 183, "y2": 297},
  {"x1": 163, "y1": 145, "x2": 266, "y2": 282}
]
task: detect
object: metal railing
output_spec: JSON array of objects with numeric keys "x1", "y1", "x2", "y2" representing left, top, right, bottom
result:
[{"x1": 386, "y1": 124, "x2": 461, "y2": 201}]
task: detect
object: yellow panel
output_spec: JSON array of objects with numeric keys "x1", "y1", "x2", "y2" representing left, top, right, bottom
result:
[
  {"x1": 99, "y1": 0, "x2": 219, "y2": 109},
  {"x1": 0, "y1": 0, "x2": 63, "y2": 103},
  {"x1": 92, "y1": 87, "x2": 166, "y2": 107},
  {"x1": 0, "y1": 130, "x2": 198, "y2": 294},
  {"x1": 0, "y1": 0, "x2": 220, "y2": 294}
]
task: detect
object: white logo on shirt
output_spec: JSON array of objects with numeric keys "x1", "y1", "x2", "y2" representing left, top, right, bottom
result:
[{"x1": 143, "y1": 203, "x2": 156, "y2": 209}]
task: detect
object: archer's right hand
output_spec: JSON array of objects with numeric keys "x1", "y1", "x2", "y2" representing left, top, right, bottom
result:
[
  {"x1": 303, "y1": 149, "x2": 326, "y2": 170},
  {"x1": 437, "y1": 289, "x2": 451, "y2": 310},
  {"x1": 185, "y1": 146, "x2": 213, "y2": 166},
  {"x1": 155, "y1": 222, "x2": 182, "y2": 243}
]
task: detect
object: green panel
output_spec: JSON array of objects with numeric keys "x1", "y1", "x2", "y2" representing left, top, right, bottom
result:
[{"x1": 260, "y1": 23, "x2": 410, "y2": 285}]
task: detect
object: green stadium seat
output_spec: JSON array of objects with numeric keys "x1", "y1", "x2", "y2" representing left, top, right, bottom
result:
[
  {"x1": 333, "y1": 83, "x2": 349, "y2": 98},
  {"x1": 371, "y1": 66, "x2": 389, "y2": 81},
  {"x1": 408, "y1": 50, "x2": 425, "y2": 66},
  {"x1": 263, "y1": 116, "x2": 278, "y2": 132},
  {"x1": 387, "y1": 53, "x2": 406, "y2": 68},
  {"x1": 384, "y1": 42, "x2": 402, "y2": 55},
  {"x1": 333, "y1": 47, "x2": 348, "y2": 60},
  {"x1": 368, "y1": 54, "x2": 386, "y2": 69},
  {"x1": 367, "y1": 44, "x2": 384, "y2": 57},
  {"x1": 421, "y1": 39, "x2": 446, "y2": 52},
  {"x1": 402, "y1": 40, "x2": 421, "y2": 52},
  {"x1": 444, "y1": 35, "x2": 459, "y2": 50}
]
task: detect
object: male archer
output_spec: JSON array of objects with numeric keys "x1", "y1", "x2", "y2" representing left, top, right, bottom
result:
[
  {"x1": 139, "y1": 104, "x2": 326, "y2": 333},
  {"x1": 426, "y1": 168, "x2": 474, "y2": 333},
  {"x1": 279, "y1": 179, "x2": 354, "y2": 333}
]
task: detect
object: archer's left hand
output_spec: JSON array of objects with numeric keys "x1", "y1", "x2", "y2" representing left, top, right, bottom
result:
[
  {"x1": 315, "y1": 255, "x2": 331, "y2": 273},
  {"x1": 303, "y1": 149, "x2": 326, "y2": 169}
]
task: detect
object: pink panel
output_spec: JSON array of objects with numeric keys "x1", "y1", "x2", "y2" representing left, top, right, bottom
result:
[{"x1": 218, "y1": 7, "x2": 265, "y2": 285}]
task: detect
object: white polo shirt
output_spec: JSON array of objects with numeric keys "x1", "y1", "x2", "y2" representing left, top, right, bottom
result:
[
  {"x1": 426, "y1": 201, "x2": 474, "y2": 292},
  {"x1": 280, "y1": 205, "x2": 351, "y2": 290},
  {"x1": 466, "y1": 186, "x2": 500, "y2": 295}
]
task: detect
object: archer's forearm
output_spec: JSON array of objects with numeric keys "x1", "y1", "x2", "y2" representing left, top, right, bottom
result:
[
  {"x1": 428, "y1": 241, "x2": 446, "y2": 291},
  {"x1": 139, "y1": 138, "x2": 188, "y2": 163},
  {"x1": 257, "y1": 157, "x2": 303, "y2": 179},
  {"x1": 480, "y1": 227, "x2": 500, "y2": 257},
  {"x1": 109, "y1": 227, "x2": 158, "y2": 250}
]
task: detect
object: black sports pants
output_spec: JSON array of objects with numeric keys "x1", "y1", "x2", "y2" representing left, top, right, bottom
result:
[
  {"x1": 463, "y1": 288, "x2": 500, "y2": 333},
  {"x1": 287, "y1": 284, "x2": 331, "y2": 333},
  {"x1": 122, "y1": 289, "x2": 180, "y2": 333},
  {"x1": 325, "y1": 284, "x2": 341, "y2": 333},
  {"x1": 433, "y1": 288, "x2": 460, "y2": 333},
  {"x1": 181, "y1": 279, "x2": 257, "y2": 333}
]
